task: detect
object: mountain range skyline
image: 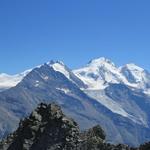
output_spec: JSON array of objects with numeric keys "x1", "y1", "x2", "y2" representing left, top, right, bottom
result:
[
  {"x1": 1, "y1": 57, "x2": 150, "y2": 92},
  {"x1": 0, "y1": 56, "x2": 149, "y2": 75},
  {"x1": 1, "y1": 56, "x2": 150, "y2": 146}
]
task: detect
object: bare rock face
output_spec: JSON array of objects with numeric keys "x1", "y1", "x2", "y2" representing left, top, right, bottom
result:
[
  {"x1": 0, "y1": 103, "x2": 149, "y2": 150},
  {"x1": 0, "y1": 103, "x2": 80, "y2": 150},
  {"x1": 138, "y1": 142, "x2": 150, "y2": 150}
]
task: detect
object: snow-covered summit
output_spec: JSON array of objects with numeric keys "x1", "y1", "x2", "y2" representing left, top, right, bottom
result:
[
  {"x1": 47, "y1": 60, "x2": 70, "y2": 79},
  {"x1": 0, "y1": 60, "x2": 69, "y2": 91},
  {"x1": 73, "y1": 57, "x2": 128, "y2": 90},
  {"x1": 88, "y1": 57, "x2": 115, "y2": 67},
  {"x1": 122, "y1": 63, "x2": 144, "y2": 72},
  {"x1": 1, "y1": 57, "x2": 150, "y2": 92},
  {"x1": 120, "y1": 63, "x2": 150, "y2": 89},
  {"x1": 120, "y1": 63, "x2": 145, "y2": 82},
  {"x1": 73, "y1": 57, "x2": 150, "y2": 91},
  {"x1": 0, "y1": 60, "x2": 85, "y2": 91},
  {"x1": 47, "y1": 60, "x2": 86, "y2": 88}
]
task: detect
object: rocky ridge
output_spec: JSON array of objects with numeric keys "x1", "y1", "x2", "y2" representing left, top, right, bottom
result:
[{"x1": 0, "y1": 103, "x2": 150, "y2": 150}]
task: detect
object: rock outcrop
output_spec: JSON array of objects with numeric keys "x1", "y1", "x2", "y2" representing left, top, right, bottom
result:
[
  {"x1": 0, "y1": 103, "x2": 149, "y2": 150},
  {"x1": 0, "y1": 103, "x2": 80, "y2": 150}
]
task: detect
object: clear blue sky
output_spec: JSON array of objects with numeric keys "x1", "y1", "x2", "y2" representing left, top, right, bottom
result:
[{"x1": 0, "y1": 0, "x2": 150, "y2": 74}]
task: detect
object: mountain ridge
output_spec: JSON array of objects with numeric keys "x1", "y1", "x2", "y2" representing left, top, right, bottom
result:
[
  {"x1": 0, "y1": 57, "x2": 150, "y2": 146},
  {"x1": 1, "y1": 57, "x2": 149, "y2": 92}
]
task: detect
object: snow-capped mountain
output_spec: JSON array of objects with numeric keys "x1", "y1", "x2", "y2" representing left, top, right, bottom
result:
[
  {"x1": 0, "y1": 61, "x2": 86, "y2": 92},
  {"x1": 73, "y1": 57, "x2": 150, "y2": 92},
  {"x1": 1, "y1": 57, "x2": 150, "y2": 92},
  {"x1": 73, "y1": 57, "x2": 150, "y2": 127},
  {"x1": 1, "y1": 58, "x2": 150, "y2": 125},
  {"x1": 0, "y1": 70, "x2": 31, "y2": 91},
  {"x1": 48, "y1": 60, "x2": 86, "y2": 88},
  {"x1": 1, "y1": 57, "x2": 150, "y2": 146},
  {"x1": 120, "y1": 63, "x2": 150, "y2": 90},
  {"x1": 73, "y1": 57, "x2": 128, "y2": 90}
]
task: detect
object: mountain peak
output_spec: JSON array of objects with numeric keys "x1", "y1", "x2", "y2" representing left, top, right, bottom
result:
[
  {"x1": 120, "y1": 63, "x2": 148, "y2": 85},
  {"x1": 47, "y1": 60, "x2": 65, "y2": 66},
  {"x1": 73, "y1": 57, "x2": 121, "y2": 90},
  {"x1": 123, "y1": 63, "x2": 144, "y2": 72},
  {"x1": 88, "y1": 57, "x2": 115, "y2": 67},
  {"x1": 47, "y1": 60, "x2": 71, "y2": 79}
]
